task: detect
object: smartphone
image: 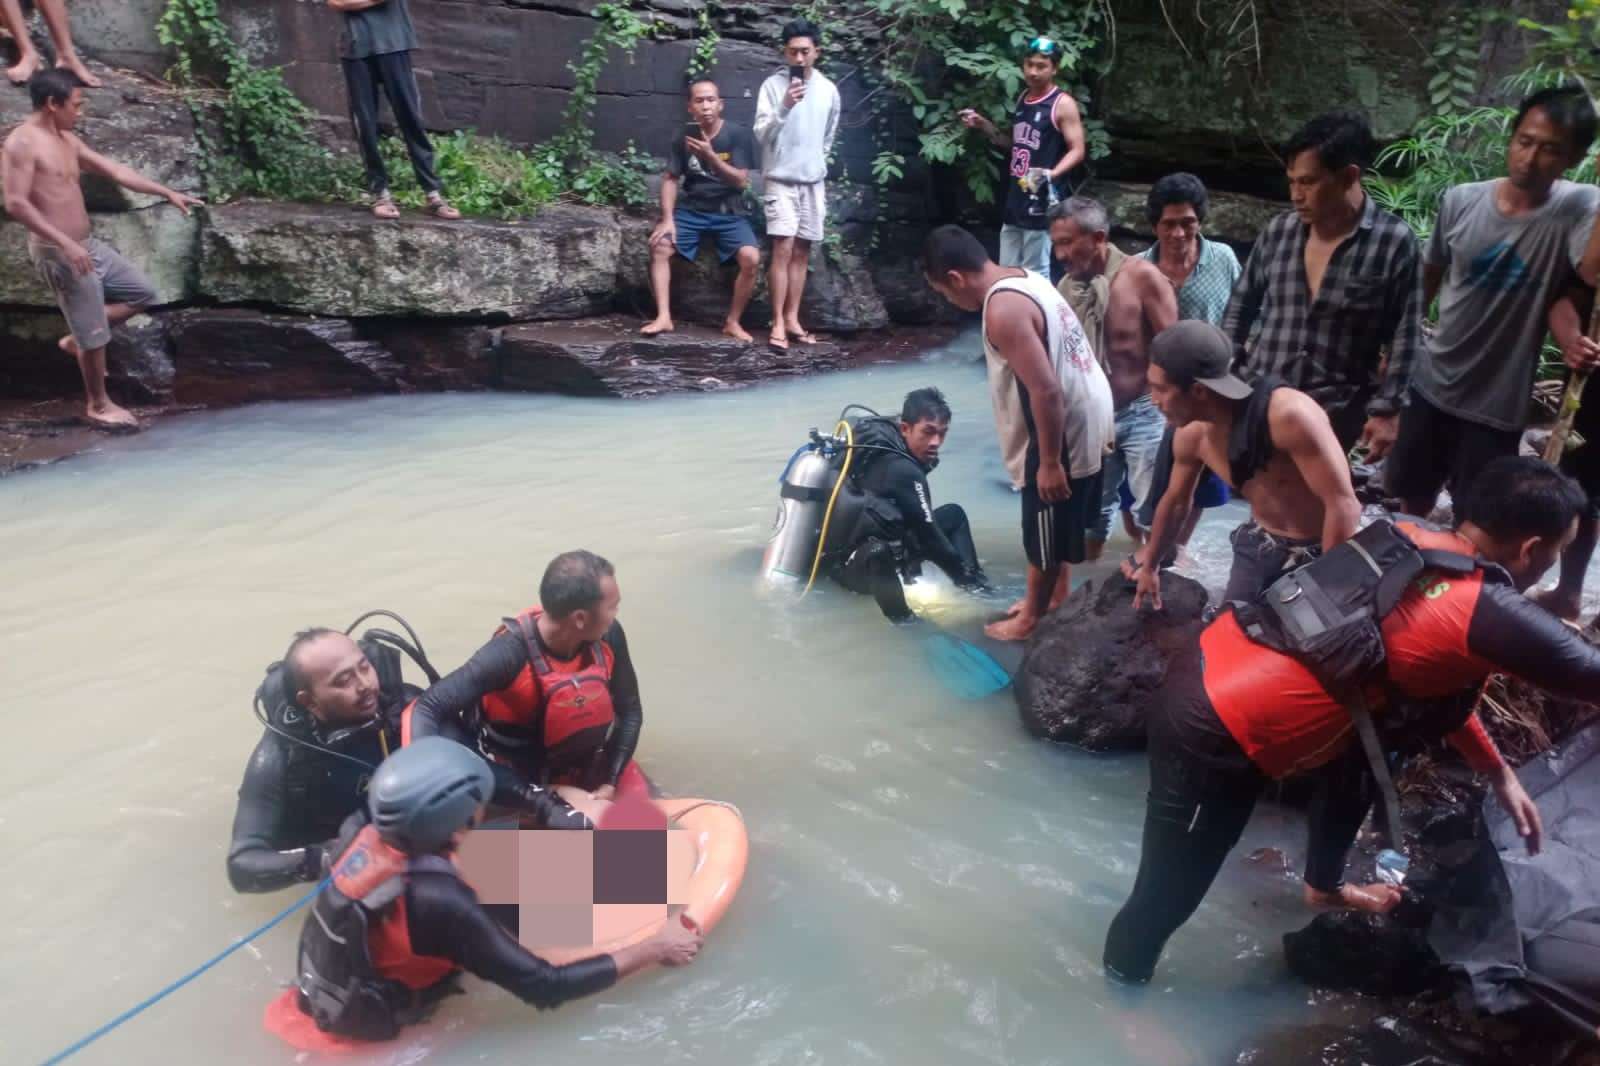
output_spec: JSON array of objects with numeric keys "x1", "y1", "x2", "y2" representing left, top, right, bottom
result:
[
  {"x1": 788, "y1": 64, "x2": 805, "y2": 82},
  {"x1": 685, "y1": 121, "x2": 702, "y2": 141}
]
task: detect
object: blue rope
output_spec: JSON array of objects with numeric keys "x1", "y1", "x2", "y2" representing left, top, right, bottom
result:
[{"x1": 39, "y1": 877, "x2": 330, "y2": 1066}]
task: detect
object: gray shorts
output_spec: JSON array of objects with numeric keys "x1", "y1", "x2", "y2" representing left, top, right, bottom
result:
[{"x1": 27, "y1": 236, "x2": 158, "y2": 351}]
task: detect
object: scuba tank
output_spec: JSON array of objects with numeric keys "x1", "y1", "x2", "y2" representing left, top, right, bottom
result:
[
  {"x1": 760, "y1": 405, "x2": 911, "y2": 592},
  {"x1": 760, "y1": 428, "x2": 848, "y2": 588}
]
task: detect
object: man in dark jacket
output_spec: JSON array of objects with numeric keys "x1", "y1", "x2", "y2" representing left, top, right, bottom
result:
[
  {"x1": 825, "y1": 388, "x2": 989, "y2": 621},
  {"x1": 228, "y1": 629, "x2": 417, "y2": 893}
]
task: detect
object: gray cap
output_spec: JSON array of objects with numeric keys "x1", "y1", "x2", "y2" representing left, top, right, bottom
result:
[
  {"x1": 368, "y1": 737, "x2": 495, "y2": 853},
  {"x1": 1149, "y1": 320, "x2": 1252, "y2": 400}
]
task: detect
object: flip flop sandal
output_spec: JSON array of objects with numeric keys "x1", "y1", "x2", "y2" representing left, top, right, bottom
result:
[
  {"x1": 426, "y1": 199, "x2": 462, "y2": 220},
  {"x1": 372, "y1": 197, "x2": 400, "y2": 220}
]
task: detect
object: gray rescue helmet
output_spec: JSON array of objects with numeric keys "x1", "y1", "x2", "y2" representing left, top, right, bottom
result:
[{"x1": 368, "y1": 737, "x2": 495, "y2": 853}]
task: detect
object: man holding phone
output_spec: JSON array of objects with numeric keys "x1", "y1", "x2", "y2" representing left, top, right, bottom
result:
[
  {"x1": 754, "y1": 17, "x2": 841, "y2": 352},
  {"x1": 642, "y1": 78, "x2": 760, "y2": 341}
]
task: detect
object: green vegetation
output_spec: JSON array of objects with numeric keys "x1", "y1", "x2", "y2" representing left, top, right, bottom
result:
[
  {"x1": 802, "y1": 0, "x2": 1112, "y2": 204},
  {"x1": 154, "y1": 0, "x2": 656, "y2": 214},
  {"x1": 1364, "y1": 6, "x2": 1600, "y2": 385}
]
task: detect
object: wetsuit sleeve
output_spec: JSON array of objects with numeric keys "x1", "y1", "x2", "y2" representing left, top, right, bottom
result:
[
  {"x1": 602, "y1": 622, "x2": 643, "y2": 784},
  {"x1": 407, "y1": 873, "x2": 618, "y2": 1008},
  {"x1": 883, "y1": 462, "x2": 970, "y2": 580},
  {"x1": 1469, "y1": 582, "x2": 1600, "y2": 700},
  {"x1": 1454, "y1": 582, "x2": 1600, "y2": 771},
  {"x1": 408, "y1": 631, "x2": 525, "y2": 743},
  {"x1": 226, "y1": 735, "x2": 321, "y2": 893}
]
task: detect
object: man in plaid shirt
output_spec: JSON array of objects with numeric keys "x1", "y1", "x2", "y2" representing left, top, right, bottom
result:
[{"x1": 1222, "y1": 110, "x2": 1423, "y2": 457}]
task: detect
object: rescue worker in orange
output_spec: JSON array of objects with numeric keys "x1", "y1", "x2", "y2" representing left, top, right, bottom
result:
[
  {"x1": 283, "y1": 737, "x2": 700, "y2": 1042},
  {"x1": 405, "y1": 550, "x2": 645, "y2": 830},
  {"x1": 1103, "y1": 457, "x2": 1599, "y2": 985}
]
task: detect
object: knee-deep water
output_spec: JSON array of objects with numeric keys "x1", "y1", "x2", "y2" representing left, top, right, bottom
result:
[{"x1": 5, "y1": 332, "x2": 1456, "y2": 1064}]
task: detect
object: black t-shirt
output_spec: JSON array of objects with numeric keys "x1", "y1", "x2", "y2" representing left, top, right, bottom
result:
[{"x1": 668, "y1": 121, "x2": 757, "y2": 215}]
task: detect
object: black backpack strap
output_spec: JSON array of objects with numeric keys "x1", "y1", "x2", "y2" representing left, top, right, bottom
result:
[
  {"x1": 504, "y1": 614, "x2": 550, "y2": 677},
  {"x1": 1347, "y1": 690, "x2": 1406, "y2": 852},
  {"x1": 1416, "y1": 548, "x2": 1478, "y2": 575}
]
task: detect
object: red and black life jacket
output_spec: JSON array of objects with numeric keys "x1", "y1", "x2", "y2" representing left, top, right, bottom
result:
[
  {"x1": 477, "y1": 608, "x2": 616, "y2": 774},
  {"x1": 294, "y1": 824, "x2": 461, "y2": 1041}
]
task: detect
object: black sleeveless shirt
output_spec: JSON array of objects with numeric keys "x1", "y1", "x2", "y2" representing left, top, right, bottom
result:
[{"x1": 1004, "y1": 87, "x2": 1072, "y2": 231}]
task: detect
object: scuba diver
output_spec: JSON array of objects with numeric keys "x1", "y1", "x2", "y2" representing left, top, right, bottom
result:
[
  {"x1": 820, "y1": 389, "x2": 991, "y2": 622},
  {"x1": 228, "y1": 613, "x2": 442, "y2": 894},
  {"x1": 289, "y1": 737, "x2": 701, "y2": 1042},
  {"x1": 404, "y1": 550, "x2": 646, "y2": 830},
  {"x1": 1104, "y1": 457, "x2": 1600, "y2": 985}
]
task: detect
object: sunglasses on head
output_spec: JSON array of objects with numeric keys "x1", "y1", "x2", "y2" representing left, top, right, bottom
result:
[{"x1": 1026, "y1": 36, "x2": 1061, "y2": 58}]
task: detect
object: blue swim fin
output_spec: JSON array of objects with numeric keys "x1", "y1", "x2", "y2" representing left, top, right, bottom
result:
[{"x1": 920, "y1": 628, "x2": 1012, "y2": 700}]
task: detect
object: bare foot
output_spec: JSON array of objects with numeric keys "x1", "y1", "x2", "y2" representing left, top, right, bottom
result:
[
  {"x1": 1001, "y1": 597, "x2": 1027, "y2": 618},
  {"x1": 85, "y1": 400, "x2": 139, "y2": 431},
  {"x1": 721, "y1": 321, "x2": 752, "y2": 342},
  {"x1": 57, "y1": 55, "x2": 102, "y2": 89},
  {"x1": 640, "y1": 318, "x2": 674, "y2": 336},
  {"x1": 58, "y1": 335, "x2": 80, "y2": 358},
  {"x1": 7, "y1": 50, "x2": 41, "y2": 85},
  {"x1": 985, "y1": 612, "x2": 1039, "y2": 642},
  {"x1": 1304, "y1": 882, "x2": 1404, "y2": 915},
  {"x1": 1530, "y1": 587, "x2": 1583, "y2": 622}
]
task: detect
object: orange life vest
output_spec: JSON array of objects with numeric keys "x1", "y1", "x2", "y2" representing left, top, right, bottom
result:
[
  {"x1": 294, "y1": 824, "x2": 460, "y2": 1040},
  {"x1": 477, "y1": 608, "x2": 616, "y2": 773},
  {"x1": 1205, "y1": 522, "x2": 1501, "y2": 779}
]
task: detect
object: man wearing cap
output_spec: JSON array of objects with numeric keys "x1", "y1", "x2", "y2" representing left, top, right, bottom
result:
[{"x1": 1124, "y1": 321, "x2": 1362, "y2": 608}]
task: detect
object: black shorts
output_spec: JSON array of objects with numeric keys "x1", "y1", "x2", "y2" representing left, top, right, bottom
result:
[
  {"x1": 1021, "y1": 471, "x2": 1101, "y2": 568},
  {"x1": 1562, "y1": 383, "x2": 1600, "y2": 518},
  {"x1": 1384, "y1": 388, "x2": 1522, "y2": 502}
]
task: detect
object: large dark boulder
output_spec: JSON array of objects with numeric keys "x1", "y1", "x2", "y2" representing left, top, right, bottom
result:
[{"x1": 1014, "y1": 573, "x2": 1209, "y2": 751}]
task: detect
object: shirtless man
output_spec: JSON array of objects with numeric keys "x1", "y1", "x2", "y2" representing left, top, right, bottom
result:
[
  {"x1": 1049, "y1": 196, "x2": 1178, "y2": 560},
  {"x1": 2, "y1": 70, "x2": 200, "y2": 429},
  {"x1": 2, "y1": 0, "x2": 99, "y2": 87},
  {"x1": 1125, "y1": 320, "x2": 1361, "y2": 608},
  {"x1": 923, "y1": 224, "x2": 1114, "y2": 641}
]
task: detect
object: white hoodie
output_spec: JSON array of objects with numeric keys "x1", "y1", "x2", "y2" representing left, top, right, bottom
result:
[{"x1": 753, "y1": 68, "x2": 841, "y2": 184}]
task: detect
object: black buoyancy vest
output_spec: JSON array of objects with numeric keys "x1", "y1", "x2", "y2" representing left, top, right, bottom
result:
[
  {"x1": 255, "y1": 639, "x2": 408, "y2": 842},
  {"x1": 1230, "y1": 518, "x2": 1497, "y2": 846},
  {"x1": 822, "y1": 417, "x2": 917, "y2": 556},
  {"x1": 295, "y1": 823, "x2": 462, "y2": 1041}
]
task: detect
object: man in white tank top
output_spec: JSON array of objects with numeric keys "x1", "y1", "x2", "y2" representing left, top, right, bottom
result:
[{"x1": 923, "y1": 225, "x2": 1114, "y2": 640}]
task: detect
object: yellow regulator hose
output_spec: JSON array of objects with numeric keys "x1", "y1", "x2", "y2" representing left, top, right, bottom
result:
[{"x1": 801, "y1": 419, "x2": 854, "y2": 596}]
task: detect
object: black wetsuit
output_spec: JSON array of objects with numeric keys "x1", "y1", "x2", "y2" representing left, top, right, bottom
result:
[
  {"x1": 402, "y1": 867, "x2": 618, "y2": 1007},
  {"x1": 825, "y1": 418, "x2": 985, "y2": 620},
  {"x1": 228, "y1": 690, "x2": 412, "y2": 893},
  {"x1": 407, "y1": 623, "x2": 643, "y2": 828}
]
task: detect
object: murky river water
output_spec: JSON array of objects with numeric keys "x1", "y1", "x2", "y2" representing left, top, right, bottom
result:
[{"x1": 5, "y1": 333, "x2": 1443, "y2": 1064}]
